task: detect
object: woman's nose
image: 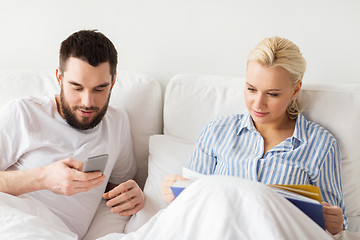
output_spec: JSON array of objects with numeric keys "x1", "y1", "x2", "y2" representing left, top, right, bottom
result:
[{"x1": 254, "y1": 94, "x2": 266, "y2": 109}]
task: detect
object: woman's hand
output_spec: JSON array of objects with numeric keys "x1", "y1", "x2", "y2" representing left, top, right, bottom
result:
[
  {"x1": 322, "y1": 202, "x2": 344, "y2": 235},
  {"x1": 161, "y1": 174, "x2": 188, "y2": 203}
]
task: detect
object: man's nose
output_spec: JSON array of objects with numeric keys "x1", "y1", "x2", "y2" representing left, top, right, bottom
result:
[{"x1": 81, "y1": 90, "x2": 94, "y2": 107}]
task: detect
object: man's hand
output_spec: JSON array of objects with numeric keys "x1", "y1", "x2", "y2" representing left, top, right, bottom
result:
[
  {"x1": 322, "y1": 202, "x2": 344, "y2": 235},
  {"x1": 42, "y1": 158, "x2": 106, "y2": 196},
  {"x1": 161, "y1": 174, "x2": 188, "y2": 203},
  {"x1": 103, "y1": 180, "x2": 145, "y2": 216}
]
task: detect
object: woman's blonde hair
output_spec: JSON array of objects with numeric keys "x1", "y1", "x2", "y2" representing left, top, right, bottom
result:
[{"x1": 247, "y1": 36, "x2": 307, "y2": 119}]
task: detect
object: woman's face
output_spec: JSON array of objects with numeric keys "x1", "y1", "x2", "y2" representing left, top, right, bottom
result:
[{"x1": 245, "y1": 61, "x2": 301, "y2": 128}]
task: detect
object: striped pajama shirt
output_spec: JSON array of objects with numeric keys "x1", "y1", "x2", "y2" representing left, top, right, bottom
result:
[{"x1": 189, "y1": 112, "x2": 347, "y2": 226}]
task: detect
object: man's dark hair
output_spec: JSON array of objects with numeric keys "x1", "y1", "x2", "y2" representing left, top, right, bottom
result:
[{"x1": 59, "y1": 30, "x2": 118, "y2": 80}]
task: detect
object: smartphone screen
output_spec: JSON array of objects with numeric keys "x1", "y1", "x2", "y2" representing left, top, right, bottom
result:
[{"x1": 82, "y1": 154, "x2": 109, "y2": 173}]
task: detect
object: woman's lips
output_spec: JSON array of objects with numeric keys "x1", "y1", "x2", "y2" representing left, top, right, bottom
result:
[{"x1": 253, "y1": 110, "x2": 269, "y2": 117}]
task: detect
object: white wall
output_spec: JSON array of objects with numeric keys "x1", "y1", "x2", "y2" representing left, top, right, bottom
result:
[{"x1": 1, "y1": 0, "x2": 359, "y2": 87}]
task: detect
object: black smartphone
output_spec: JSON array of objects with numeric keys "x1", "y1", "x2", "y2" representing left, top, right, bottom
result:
[{"x1": 82, "y1": 154, "x2": 109, "y2": 173}]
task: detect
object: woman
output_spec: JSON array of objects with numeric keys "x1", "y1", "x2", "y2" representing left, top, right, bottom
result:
[{"x1": 161, "y1": 36, "x2": 346, "y2": 235}]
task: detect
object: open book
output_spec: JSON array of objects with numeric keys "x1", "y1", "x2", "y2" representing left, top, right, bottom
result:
[
  {"x1": 170, "y1": 168, "x2": 325, "y2": 229},
  {"x1": 170, "y1": 167, "x2": 203, "y2": 197},
  {"x1": 269, "y1": 184, "x2": 325, "y2": 229}
]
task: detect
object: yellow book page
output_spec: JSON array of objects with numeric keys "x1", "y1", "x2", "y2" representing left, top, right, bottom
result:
[{"x1": 268, "y1": 184, "x2": 322, "y2": 203}]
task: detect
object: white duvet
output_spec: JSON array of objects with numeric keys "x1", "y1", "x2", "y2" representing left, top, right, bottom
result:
[
  {"x1": 1, "y1": 177, "x2": 360, "y2": 240},
  {"x1": 0, "y1": 192, "x2": 76, "y2": 240}
]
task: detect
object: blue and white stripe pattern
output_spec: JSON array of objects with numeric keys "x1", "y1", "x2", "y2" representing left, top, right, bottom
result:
[{"x1": 189, "y1": 112, "x2": 346, "y2": 224}]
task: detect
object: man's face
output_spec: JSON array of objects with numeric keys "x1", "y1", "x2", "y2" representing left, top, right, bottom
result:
[{"x1": 56, "y1": 57, "x2": 115, "y2": 130}]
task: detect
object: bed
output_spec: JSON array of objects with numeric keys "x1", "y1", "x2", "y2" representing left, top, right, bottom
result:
[{"x1": 0, "y1": 71, "x2": 359, "y2": 239}]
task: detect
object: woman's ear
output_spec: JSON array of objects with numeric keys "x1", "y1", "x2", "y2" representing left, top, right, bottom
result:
[{"x1": 293, "y1": 80, "x2": 302, "y2": 99}]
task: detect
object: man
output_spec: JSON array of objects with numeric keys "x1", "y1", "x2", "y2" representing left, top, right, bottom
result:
[{"x1": 0, "y1": 30, "x2": 145, "y2": 238}]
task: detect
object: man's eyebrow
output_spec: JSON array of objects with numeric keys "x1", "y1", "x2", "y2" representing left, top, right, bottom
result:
[
  {"x1": 68, "y1": 81, "x2": 110, "y2": 88},
  {"x1": 95, "y1": 82, "x2": 110, "y2": 88},
  {"x1": 68, "y1": 81, "x2": 82, "y2": 86}
]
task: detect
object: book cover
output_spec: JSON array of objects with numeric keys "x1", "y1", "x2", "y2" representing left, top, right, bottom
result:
[
  {"x1": 269, "y1": 185, "x2": 325, "y2": 229},
  {"x1": 170, "y1": 168, "x2": 205, "y2": 198},
  {"x1": 170, "y1": 180, "x2": 195, "y2": 198}
]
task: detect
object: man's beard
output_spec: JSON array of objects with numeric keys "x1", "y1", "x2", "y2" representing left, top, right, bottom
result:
[{"x1": 60, "y1": 89, "x2": 111, "y2": 130}]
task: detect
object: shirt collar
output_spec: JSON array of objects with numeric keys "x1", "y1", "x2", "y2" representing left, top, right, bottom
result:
[
  {"x1": 237, "y1": 112, "x2": 256, "y2": 135},
  {"x1": 291, "y1": 113, "x2": 308, "y2": 147},
  {"x1": 236, "y1": 112, "x2": 308, "y2": 150}
]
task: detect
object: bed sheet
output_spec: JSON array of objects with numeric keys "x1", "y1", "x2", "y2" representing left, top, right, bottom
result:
[
  {"x1": 0, "y1": 192, "x2": 130, "y2": 240},
  {"x1": 1, "y1": 179, "x2": 360, "y2": 240},
  {"x1": 83, "y1": 199, "x2": 130, "y2": 240},
  {"x1": 0, "y1": 192, "x2": 77, "y2": 240},
  {"x1": 101, "y1": 176, "x2": 360, "y2": 240},
  {"x1": 348, "y1": 216, "x2": 360, "y2": 233}
]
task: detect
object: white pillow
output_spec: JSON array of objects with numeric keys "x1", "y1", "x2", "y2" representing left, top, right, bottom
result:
[
  {"x1": 163, "y1": 74, "x2": 246, "y2": 143},
  {"x1": 0, "y1": 70, "x2": 58, "y2": 107},
  {"x1": 111, "y1": 70, "x2": 163, "y2": 189},
  {"x1": 124, "y1": 135, "x2": 195, "y2": 233}
]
